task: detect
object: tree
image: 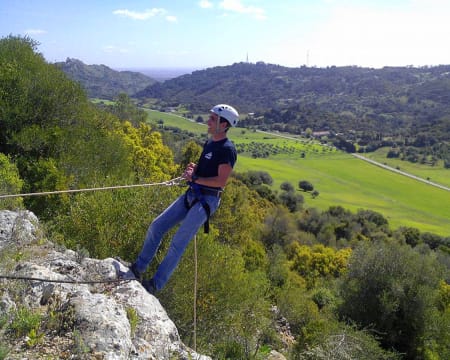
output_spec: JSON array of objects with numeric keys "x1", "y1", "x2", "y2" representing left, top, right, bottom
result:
[
  {"x1": 116, "y1": 121, "x2": 178, "y2": 182},
  {"x1": 287, "y1": 243, "x2": 351, "y2": 287},
  {"x1": 420, "y1": 232, "x2": 445, "y2": 250},
  {"x1": 276, "y1": 276, "x2": 319, "y2": 337},
  {"x1": 0, "y1": 35, "x2": 41, "y2": 151},
  {"x1": 161, "y1": 233, "x2": 271, "y2": 358},
  {"x1": 57, "y1": 110, "x2": 134, "y2": 188},
  {"x1": 0, "y1": 35, "x2": 86, "y2": 156},
  {"x1": 279, "y1": 191, "x2": 303, "y2": 213},
  {"x1": 110, "y1": 93, "x2": 147, "y2": 126},
  {"x1": 338, "y1": 240, "x2": 446, "y2": 358},
  {"x1": 236, "y1": 170, "x2": 273, "y2": 187},
  {"x1": 268, "y1": 244, "x2": 291, "y2": 288},
  {"x1": 293, "y1": 322, "x2": 401, "y2": 360},
  {"x1": 261, "y1": 206, "x2": 297, "y2": 249},
  {"x1": 396, "y1": 226, "x2": 421, "y2": 247},
  {"x1": 0, "y1": 153, "x2": 24, "y2": 210},
  {"x1": 280, "y1": 181, "x2": 294, "y2": 192},
  {"x1": 299, "y1": 180, "x2": 314, "y2": 192},
  {"x1": 213, "y1": 178, "x2": 272, "y2": 247},
  {"x1": 17, "y1": 157, "x2": 71, "y2": 219},
  {"x1": 180, "y1": 140, "x2": 202, "y2": 170}
]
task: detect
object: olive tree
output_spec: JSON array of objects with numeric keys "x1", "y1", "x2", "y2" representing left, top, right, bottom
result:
[
  {"x1": 338, "y1": 240, "x2": 446, "y2": 358},
  {"x1": 299, "y1": 180, "x2": 314, "y2": 192}
]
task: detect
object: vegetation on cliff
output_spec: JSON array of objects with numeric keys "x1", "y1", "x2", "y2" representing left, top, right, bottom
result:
[{"x1": 1, "y1": 35, "x2": 449, "y2": 359}]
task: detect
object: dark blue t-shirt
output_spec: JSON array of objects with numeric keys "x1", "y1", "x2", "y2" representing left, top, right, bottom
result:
[{"x1": 195, "y1": 138, "x2": 237, "y2": 185}]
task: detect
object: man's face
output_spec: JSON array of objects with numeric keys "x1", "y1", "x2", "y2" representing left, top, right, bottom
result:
[{"x1": 207, "y1": 112, "x2": 224, "y2": 134}]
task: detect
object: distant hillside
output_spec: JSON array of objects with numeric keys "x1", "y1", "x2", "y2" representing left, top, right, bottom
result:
[
  {"x1": 114, "y1": 67, "x2": 200, "y2": 82},
  {"x1": 135, "y1": 62, "x2": 450, "y2": 144},
  {"x1": 135, "y1": 62, "x2": 450, "y2": 112},
  {"x1": 55, "y1": 58, "x2": 157, "y2": 99},
  {"x1": 57, "y1": 58, "x2": 450, "y2": 158}
]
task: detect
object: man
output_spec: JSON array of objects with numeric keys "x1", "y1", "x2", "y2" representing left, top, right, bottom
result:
[{"x1": 130, "y1": 104, "x2": 239, "y2": 294}]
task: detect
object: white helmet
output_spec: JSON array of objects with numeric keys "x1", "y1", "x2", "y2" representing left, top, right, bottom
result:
[{"x1": 210, "y1": 104, "x2": 239, "y2": 127}]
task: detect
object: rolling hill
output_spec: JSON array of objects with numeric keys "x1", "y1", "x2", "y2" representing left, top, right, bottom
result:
[
  {"x1": 135, "y1": 62, "x2": 450, "y2": 114},
  {"x1": 60, "y1": 58, "x2": 450, "y2": 168},
  {"x1": 55, "y1": 58, "x2": 157, "y2": 100},
  {"x1": 135, "y1": 62, "x2": 450, "y2": 165}
]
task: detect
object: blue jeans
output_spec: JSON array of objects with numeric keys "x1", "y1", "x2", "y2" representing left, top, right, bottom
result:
[{"x1": 134, "y1": 189, "x2": 221, "y2": 290}]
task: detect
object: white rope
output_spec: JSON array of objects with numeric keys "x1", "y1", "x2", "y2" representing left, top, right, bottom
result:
[
  {"x1": 193, "y1": 234, "x2": 198, "y2": 351},
  {"x1": 2, "y1": 175, "x2": 202, "y2": 350},
  {"x1": 0, "y1": 176, "x2": 186, "y2": 199}
]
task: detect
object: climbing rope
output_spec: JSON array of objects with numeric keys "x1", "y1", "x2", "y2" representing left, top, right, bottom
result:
[
  {"x1": 193, "y1": 234, "x2": 198, "y2": 351},
  {"x1": 0, "y1": 176, "x2": 186, "y2": 199},
  {"x1": 0, "y1": 274, "x2": 131, "y2": 284},
  {"x1": 0, "y1": 174, "x2": 199, "y2": 341},
  {"x1": 0, "y1": 176, "x2": 186, "y2": 285}
]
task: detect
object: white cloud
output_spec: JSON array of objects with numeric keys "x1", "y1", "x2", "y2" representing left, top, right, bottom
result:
[
  {"x1": 199, "y1": 0, "x2": 214, "y2": 9},
  {"x1": 24, "y1": 29, "x2": 47, "y2": 35},
  {"x1": 219, "y1": 0, "x2": 266, "y2": 20},
  {"x1": 113, "y1": 8, "x2": 166, "y2": 20}
]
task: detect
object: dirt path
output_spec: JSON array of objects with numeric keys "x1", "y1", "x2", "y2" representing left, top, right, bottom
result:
[{"x1": 351, "y1": 153, "x2": 450, "y2": 192}]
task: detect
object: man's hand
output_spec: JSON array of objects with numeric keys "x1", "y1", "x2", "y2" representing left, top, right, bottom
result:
[{"x1": 183, "y1": 162, "x2": 197, "y2": 181}]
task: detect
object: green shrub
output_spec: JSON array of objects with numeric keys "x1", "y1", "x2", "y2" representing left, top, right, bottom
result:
[
  {"x1": 292, "y1": 322, "x2": 401, "y2": 360},
  {"x1": 311, "y1": 287, "x2": 337, "y2": 310},
  {"x1": 7, "y1": 306, "x2": 42, "y2": 338},
  {"x1": 213, "y1": 340, "x2": 245, "y2": 360},
  {"x1": 44, "y1": 294, "x2": 76, "y2": 335},
  {"x1": 0, "y1": 153, "x2": 23, "y2": 210},
  {"x1": 0, "y1": 343, "x2": 9, "y2": 360},
  {"x1": 126, "y1": 307, "x2": 139, "y2": 336},
  {"x1": 338, "y1": 240, "x2": 445, "y2": 358}
]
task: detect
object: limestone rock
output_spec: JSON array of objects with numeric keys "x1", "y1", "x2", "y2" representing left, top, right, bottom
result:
[
  {"x1": 0, "y1": 210, "x2": 210, "y2": 360},
  {"x1": 0, "y1": 209, "x2": 38, "y2": 245},
  {"x1": 267, "y1": 349, "x2": 287, "y2": 360}
]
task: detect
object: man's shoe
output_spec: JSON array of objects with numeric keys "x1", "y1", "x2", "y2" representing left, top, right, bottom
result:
[
  {"x1": 130, "y1": 263, "x2": 143, "y2": 282},
  {"x1": 142, "y1": 279, "x2": 157, "y2": 295}
]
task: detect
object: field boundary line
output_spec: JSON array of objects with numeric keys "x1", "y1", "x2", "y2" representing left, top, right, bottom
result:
[{"x1": 351, "y1": 153, "x2": 450, "y2": 192}]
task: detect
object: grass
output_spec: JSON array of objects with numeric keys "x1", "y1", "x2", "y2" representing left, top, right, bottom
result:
[
  {"x1": 146, "y1": 109, "x2": 207, "y2": 134},
  {"x1": 90, "y1": 98, "x2": 115, "y2": 106},
  {"x1": 236, "y1": 153, "x2": 450, "y2": 236},
  {"x1": 145, "y1": 109, "x2": 450, "y2": 237},
  {"x1": 363, "y1": 147, "x2": 450, "y2": 188}
]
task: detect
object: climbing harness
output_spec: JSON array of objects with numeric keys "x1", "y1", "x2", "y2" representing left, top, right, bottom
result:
[{"x1": 184, "y1": 182, "x2": 222, "y2": 234}]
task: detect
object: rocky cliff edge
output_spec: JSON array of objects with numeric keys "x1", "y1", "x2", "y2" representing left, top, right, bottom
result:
[{"x1": 0, "y1": 210, "x2": 210, "y2": 360}]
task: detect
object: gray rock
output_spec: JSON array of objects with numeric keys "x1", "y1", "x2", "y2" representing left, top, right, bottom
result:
[
  {"x1": 267, "y1": 350, "x2": 287, "y2": 360},
  {"x1": 0, "y1": 210, "x2": 210, "y2": 360},
  {"x1": 0, "y1": 209, "x2": 38, "y2": 247}
]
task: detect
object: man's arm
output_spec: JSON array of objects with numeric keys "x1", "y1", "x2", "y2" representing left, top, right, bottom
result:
[{"x1": 187, "y1": 163, "x2": 233, "y2": 188}]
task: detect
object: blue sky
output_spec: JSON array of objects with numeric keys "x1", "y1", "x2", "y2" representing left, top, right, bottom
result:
[{"x1": 1, "y1": 0, "x2": 449, "y2": 70}]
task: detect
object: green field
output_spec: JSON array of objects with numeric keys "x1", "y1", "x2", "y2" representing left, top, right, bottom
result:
[
  {"x1": 363, "y1": 147, "x2": 450, "y2": 188},
  {"x1": 237, "y1": 154, "x2": 450, "y2": 235},
  {"x1": 145, "y1": 110, "x2": 450, "y2": 236}
]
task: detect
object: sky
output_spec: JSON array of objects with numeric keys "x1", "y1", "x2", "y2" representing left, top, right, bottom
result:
[{"x1": 1, "y1": 0, "x2": 450, "y2": 71}]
